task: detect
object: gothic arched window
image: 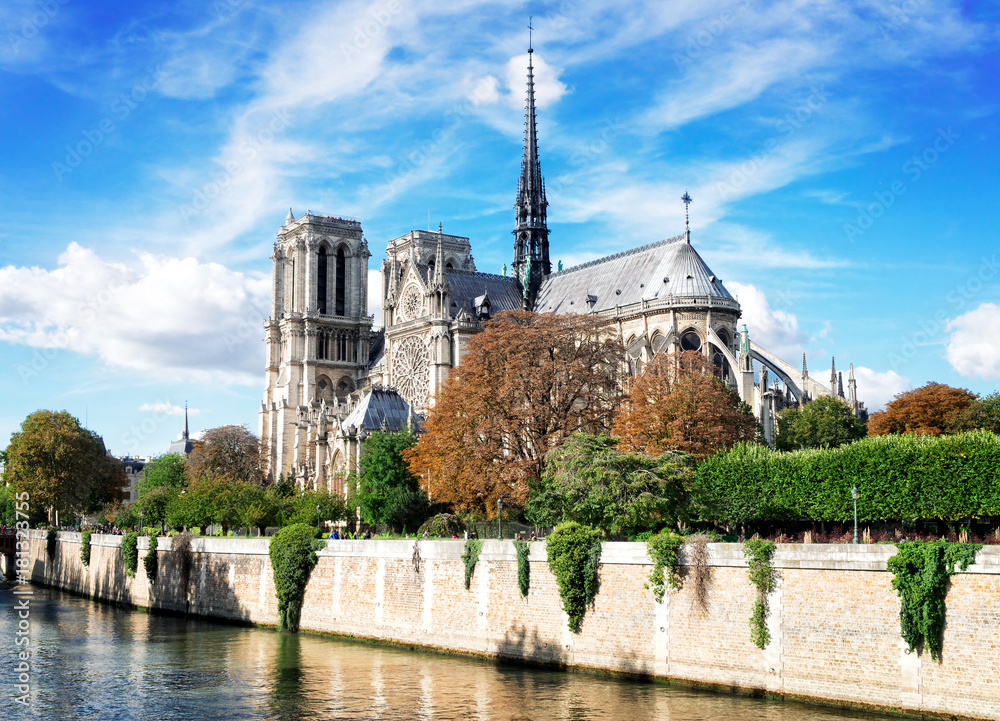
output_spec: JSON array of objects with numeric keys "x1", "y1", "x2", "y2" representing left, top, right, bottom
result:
[
  {"x1": 317, "y1": 247, "x2": 328, "y2": 314},
  {"x1": 335, "y1": 248, "x2": 346, "y2": 315}
]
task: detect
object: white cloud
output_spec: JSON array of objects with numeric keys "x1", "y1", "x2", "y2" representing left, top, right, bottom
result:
[
  {"x1": 0, "y1": 243, "x2": 270, "y2": 384},
  {"x1": 945, "y1": 302, "x2": 1000, "y2": 380},
  {"x1": 504, "y1": 52, "x2": 567, "y2": 109},
  {"x1": 727, "y1": 281, "x2": 806, "y2": 360},
  {"x1": 138, "y1": 402, "x2": 200, "y2": 417},
  {"x1": 853, "y1": 367, "x2": 911, "y2": 412}
]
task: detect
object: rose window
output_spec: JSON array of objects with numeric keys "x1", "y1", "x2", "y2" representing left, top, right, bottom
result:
[{"x1": 392, "y1": 335, "x2": 429, "y2": 407}]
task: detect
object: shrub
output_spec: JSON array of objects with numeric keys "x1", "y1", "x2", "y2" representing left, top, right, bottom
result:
[
  {"x1": 546, "y1": 522, "x2": 602, "y2": 632},
  {"x1": 645, "y1": 530, "x2": 684, "y2": 603},
  {"x1": 696, "y1": 431, "x2": 1000, "y2": 525},
  {"x1": 81, "y1": 529, "x2": 92, "y2": 567},
  {"x1": 143, "y1": 532, "x2": 159, "y2": 583},
  {"x1": 887, "y1": 541, "x2": 980, "y2": 661},
  {"x1": 418, "y1": 513, "x2": 465, "y2": 538},
  {"x1": 269, "y1": 524, "x2": 325, "y2": 632},
  {"x1": 122, "y1": 532, "x2": 140, "y2": 577}
]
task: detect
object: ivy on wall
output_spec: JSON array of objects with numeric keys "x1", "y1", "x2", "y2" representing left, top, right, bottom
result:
[
  {"x1": 269, "y1": 523, "x2": 326, "y2": 632},
  {"x1": 143, "y1": 533, "x2": 159, "y2": 584},
  {"x1": 461, "y1": 539, "x2": 483, "y2": 590},
  {"x1": 546, "y1": 522, "x2": 602, "y2": 632},
  {"x1": 743, "y1": 539, "x2": 777, "y2": 649},
  {"x1": 80, "y1": 529, "x2": 92, "y2": 567},
  {"x1": 46, "y1": 528, "x2": 57, "y2": 558},
  {"x1": 887, "y1": 540, "x2": 981, "y2": 661},
  {"x1": 513, "y1": 540, "x2": 531, "y2": 597},
  {"x1": 645, "y1": 531, "x2": 684, "y2": 603},
  {"x1": 122, "y1": 532, "x2": 140, "y2": 578}
]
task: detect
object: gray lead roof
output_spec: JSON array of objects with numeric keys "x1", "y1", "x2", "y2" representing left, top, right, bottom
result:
[{"x1": 534, "y1": 234, "x2": 735, "y2": 314}]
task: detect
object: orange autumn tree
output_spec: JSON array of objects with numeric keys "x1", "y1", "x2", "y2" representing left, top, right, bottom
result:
[
  {"x1": 405, "y1": 311, "x2": 623, "y2": 518},
  {"x1": 867, "y1": 382, "x2": 977, "y2": 436},
  {"x1": 614, "y1": 350, "x2": 757, "y2": 459}
]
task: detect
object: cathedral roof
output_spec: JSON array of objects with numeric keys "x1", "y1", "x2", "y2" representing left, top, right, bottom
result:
[
  {"x1": 533, "y1": 234, "x2": 735, "y2": 314},
  {"x1": 341, "y1": 386, "x2": 418, "y2": 432},
  {"x1": 445, "y1": 270, "x2": 522, "y2": 318}
]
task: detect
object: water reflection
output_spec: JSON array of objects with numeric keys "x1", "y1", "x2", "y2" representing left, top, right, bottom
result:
[{"x1": 1, "y1": 585, "x2": 892, "y2": 721}]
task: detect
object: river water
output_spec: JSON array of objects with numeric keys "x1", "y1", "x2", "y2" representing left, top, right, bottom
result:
[{"x1": 2, "y1": 584, "x2": 894, "y2": 721}]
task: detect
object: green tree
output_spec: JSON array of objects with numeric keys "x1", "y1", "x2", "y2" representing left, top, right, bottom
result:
[
  {"x1": 776, "y1": 396, "x2": 867, "y2": 451},
  {"x1": 526, "y1": 434, "x2": 694, "y2": 536},
  {"x1": 278, "y1": 491, "x2": 347, "y2": 528},
  {"x1": 4, "y1": 410, "x2": 124, "y2": 520},
  {"x1": 1, "y1": 484, "x2": 15, "y2": 526},
  {"x1": 134, "y1": 485, "x2": 180, "y2": 531},
  {"x1": 356, "y1": 428, "x2": 427, "y2": 529},
  {"x1": 139, "y1": 453, "x2": 187, "y2": 493},
  {"x1": 949, "y1": 392, "x2": 1000, "y2": 434}
]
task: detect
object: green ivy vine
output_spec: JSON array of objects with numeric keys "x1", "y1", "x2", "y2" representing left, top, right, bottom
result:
[
  {"x1": 461, "y1": 538, "x2": 483, "y2": 590},
  {"x1": 645, "y1": 531, "x2": 684, "y2": 603},
  {"x1": 46, "y1": 528, "x2": 57, "y2": 558},
  {"x1": 743, "y1": 539, "x2": 777, "y2": 649},
  {"x1": 122, "y1": 531, "x2": 140, "y2": 578},
  {"x1": 513, "y1": 540, "x2": 531, "y2": 597},
  {"x1": 80, "y1": 529, "x2": 92, "y2": 567},
  {"x1": 143, "y1": 532, "x2": 159, "y2": 584},
  {"x1": 546, "y1": 522, "x2": 603, "y2": 632},
  {"x1": 887, "y1": 540, "x2": 981, "y2": 661},
  {"x1": 269, "y1": 523, "x2": 326, "y2": 632}
]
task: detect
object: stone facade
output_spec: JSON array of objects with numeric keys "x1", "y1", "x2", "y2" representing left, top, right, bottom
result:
[{"x1": 28, "y1": 531, "x2": 1000, "y2": 721}]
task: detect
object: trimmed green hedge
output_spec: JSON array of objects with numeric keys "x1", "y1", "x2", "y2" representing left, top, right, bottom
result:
[{"x1": 695, "y1": 431, "x2": 1000, "y2": 525}]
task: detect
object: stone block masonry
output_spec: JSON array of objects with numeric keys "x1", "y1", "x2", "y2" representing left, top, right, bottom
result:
[{"x1": 25, "y1": 531, "x2": 1000, "y2": 720}]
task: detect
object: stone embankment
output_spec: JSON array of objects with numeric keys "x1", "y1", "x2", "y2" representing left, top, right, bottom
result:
[{"x1": 25, "y1": 531, "x2": 1000, "y2": 720}]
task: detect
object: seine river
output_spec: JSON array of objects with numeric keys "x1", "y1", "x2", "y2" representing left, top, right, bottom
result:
[{"x1": 2, "y1": 584, "x2": 894, "y2": 721}]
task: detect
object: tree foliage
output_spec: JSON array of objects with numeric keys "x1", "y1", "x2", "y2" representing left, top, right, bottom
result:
[
  {"x1": 186, "y1": 425, "x2": 264, "y2": 485},
  {"x1": 868, "y1": 382, "x2": 977, "y2": 437},
  {"x1": 526, "y1": 433, "x2": 693, "y2": 535},
  {"x1": 776, "y1": 396, "x2": 867, "y2": 450},
  {"x1": 4, "y1": 410, "x2": 124, "y2": 516},
  {"x1": 139, "y1": 453, "x2": 187, "y2": 493},
  {"x1": 614, "y1": 351, "x2": 758, "y2": 459},
  {"x1": 948, "y1": 391, "x2": 1000, "y2": 435},
  {"x1": 406, "y1": 311, "x2": 623, "y2": 517},
  {"x1": 356, "y1": 428, "x2": 427, "y2": 529}
]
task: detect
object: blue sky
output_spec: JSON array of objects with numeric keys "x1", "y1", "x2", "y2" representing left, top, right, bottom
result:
[{"x1": 1, "y1": 0, "x2": 998, "y2": 458}]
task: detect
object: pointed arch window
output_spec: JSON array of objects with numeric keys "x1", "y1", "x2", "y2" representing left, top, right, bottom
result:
[
  {"x1": 317, "y1": 247, "x2": 328, "y2": 314},
  {"x1": 335, "y1": 248, "x2": 346, "y2": 315}
]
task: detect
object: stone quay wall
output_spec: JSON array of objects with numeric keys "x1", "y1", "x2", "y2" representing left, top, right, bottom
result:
[{"x1": 24, "y1": 531, "x2": 1000, "y2": 720}]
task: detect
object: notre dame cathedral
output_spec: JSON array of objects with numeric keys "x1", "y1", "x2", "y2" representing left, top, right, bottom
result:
[{"x1": 259, "y1": 45, "x2": 866, "y2": 489}]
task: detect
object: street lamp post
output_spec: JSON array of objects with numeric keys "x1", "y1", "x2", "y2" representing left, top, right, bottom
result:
[
  {"x1": 851, "y1": 486, "x2": 860, "y2": 545},
  {"x1": 497, "y1": 498, "x2": 503, "y2": 540},
  {"x1": 316, "y1": 505, "x2": 322, "y2": 535}
]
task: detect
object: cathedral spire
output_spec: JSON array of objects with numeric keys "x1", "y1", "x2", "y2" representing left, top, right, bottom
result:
[
  {"x1": 434, "y1": 222, "x2": 445, "y2": 286},
  {"x1": 512, "y1": 19, "x2": 550, "y2": 306},
  {"x1": 682, "y1": 189, "x2": 692, "y2": 244},
  {"x1": 183, "y1": 401, "x2": 189, "y2": 441}
]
